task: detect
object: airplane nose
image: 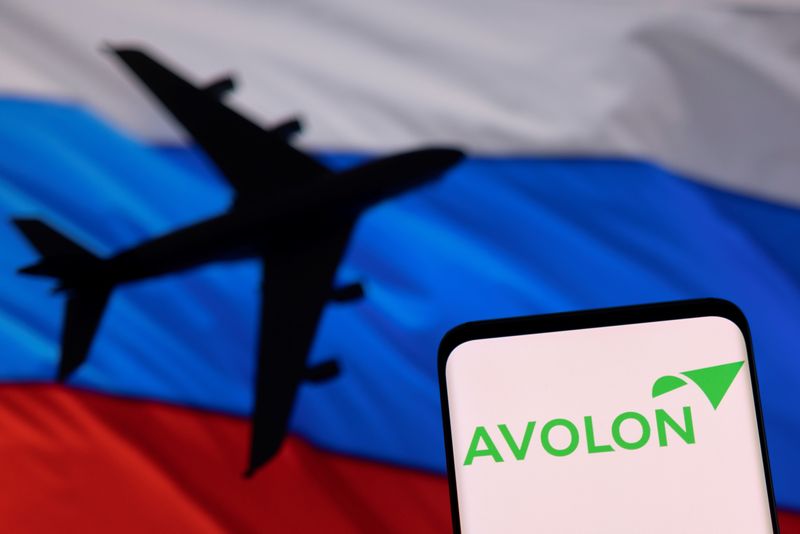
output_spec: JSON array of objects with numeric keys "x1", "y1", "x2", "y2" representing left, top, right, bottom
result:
[{"x1": 423, "y1": 147, "x2": 465, "y2": 171}]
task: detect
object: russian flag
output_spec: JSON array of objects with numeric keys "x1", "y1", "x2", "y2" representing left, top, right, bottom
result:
[{"x1": 1, "y1": 0, "x2": 799, "y2": 531}]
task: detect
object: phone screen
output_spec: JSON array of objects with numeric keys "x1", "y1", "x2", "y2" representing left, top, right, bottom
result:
[{"x1": 439, "y1": 300, "x2": 777, "y2": 533}]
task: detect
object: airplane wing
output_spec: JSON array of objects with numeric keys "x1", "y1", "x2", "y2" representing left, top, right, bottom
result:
[
  {"x1": 59, "y1": 288, "x2": 111, "y2": 381},
  {"x1": 110, "y1": 47, "x2": 329, "y2": 196},
  {"x1": 246, "y1": 220, "x2": 356, "y2": 475}
]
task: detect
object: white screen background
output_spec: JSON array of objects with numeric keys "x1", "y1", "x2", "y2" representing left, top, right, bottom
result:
[{"x1": 446, "y1": 316, "x2": 772, "y2": 533}]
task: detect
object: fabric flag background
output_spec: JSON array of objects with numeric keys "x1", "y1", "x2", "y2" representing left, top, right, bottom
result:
[{"x1": 1, "y1": 0, "x2": 799, "y2": 531}]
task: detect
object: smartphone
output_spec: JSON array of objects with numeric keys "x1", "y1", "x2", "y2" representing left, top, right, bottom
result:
[{"x1": 438, "y1": 299, "x2": 778, "y2": 533}]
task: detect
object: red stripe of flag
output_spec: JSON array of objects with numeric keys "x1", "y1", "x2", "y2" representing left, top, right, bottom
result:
[{"x1": 0, "y1": 384, "x2": 795, "y2": 532}]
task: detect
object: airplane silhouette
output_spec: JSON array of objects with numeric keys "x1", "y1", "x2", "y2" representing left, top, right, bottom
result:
[{"x1": 13, "y1": 46, "x2": 463, "y2": 475}]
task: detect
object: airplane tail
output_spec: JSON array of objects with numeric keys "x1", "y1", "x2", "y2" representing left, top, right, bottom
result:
[{"x1": 13, "y1": 218, "x2": 111, "y2": 381}]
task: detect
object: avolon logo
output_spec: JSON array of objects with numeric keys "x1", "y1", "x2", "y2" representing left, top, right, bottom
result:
[{"x1": 463, "y1": 361, "x2": 745, "y2": 465}]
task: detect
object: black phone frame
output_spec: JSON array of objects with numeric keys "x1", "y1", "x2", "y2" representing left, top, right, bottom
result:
[{"x1": 438, "y1": 298, "x2": 779, "y2": 533}]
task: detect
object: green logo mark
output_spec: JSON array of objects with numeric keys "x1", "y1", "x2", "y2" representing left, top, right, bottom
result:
[
  {"x1": 463, "y1": 360, "x2": 744, "y2": 466},
  {"x1": 652, "y1": 360, "x2": 745, "y2": 409}
]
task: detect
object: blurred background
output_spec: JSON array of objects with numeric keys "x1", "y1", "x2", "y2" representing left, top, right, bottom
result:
[{"x1": 0, "y1": 0, "x2": 799, "y2": 531}]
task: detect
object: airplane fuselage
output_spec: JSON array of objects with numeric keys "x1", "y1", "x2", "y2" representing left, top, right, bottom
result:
[{"x1": 91, "y1": 149, "x2": 458, "y2": 288}]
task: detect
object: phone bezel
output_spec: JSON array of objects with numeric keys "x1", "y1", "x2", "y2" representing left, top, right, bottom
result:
[{"x1": 438, "y1": 298, "x2": 779, "y2": 533}]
